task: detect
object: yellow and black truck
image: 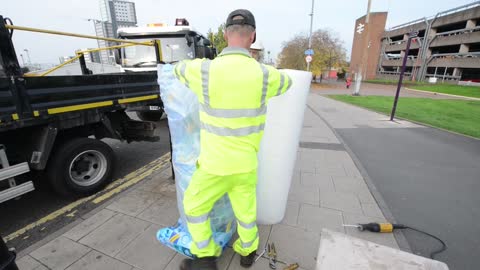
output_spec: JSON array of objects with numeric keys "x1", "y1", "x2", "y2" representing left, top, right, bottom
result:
[{"x1": 0, "y1": 16, "x2": 213, "y2": 202}]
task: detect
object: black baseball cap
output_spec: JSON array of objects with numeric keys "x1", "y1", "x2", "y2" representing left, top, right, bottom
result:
[{"x1": 226, "y1": 9, "x2": 256, "y2": 29}]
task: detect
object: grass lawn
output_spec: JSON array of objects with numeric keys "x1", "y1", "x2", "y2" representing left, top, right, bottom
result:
[
  {"x1": 364, "y1": 79, "x2": 480, "y2": 99},
  {"x1": 329, "y1": 95, "x2": 480, "y2": 138},
  {"x1": 409, "y1": 84, "x2": 480, "y2": 99}
]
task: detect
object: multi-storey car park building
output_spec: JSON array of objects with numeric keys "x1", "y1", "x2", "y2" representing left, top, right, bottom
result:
[{"x1": 350, "y1": 2, "x2": 480, "y2": 83}]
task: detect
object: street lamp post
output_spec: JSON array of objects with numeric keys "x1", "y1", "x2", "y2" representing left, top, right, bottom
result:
[
  {"x1": 307, "y1": 0, "x2": 315, "y2": 72},
  {"x1": 23, "y1": 49, "x2": 31, "y2": 65},
  {"x1": 19, "y1": 54, "x2": 25, "y2": 67},
  {"x1": 87, "y1": 18, "x2": 104, "y2": 64},
  {"x1": 353, "y1": 0, "x2": 372, "y2": 96}
]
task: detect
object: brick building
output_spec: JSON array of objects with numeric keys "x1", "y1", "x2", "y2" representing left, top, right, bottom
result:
[{"x1": 350, "y1": 2, "x2": 480, "y2": 83}]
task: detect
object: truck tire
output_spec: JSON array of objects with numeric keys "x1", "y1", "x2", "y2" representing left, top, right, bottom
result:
[
  {"x1": 47, "y1": 138, "x2": 114, "y2": 196},
  {"x1": 136, "y1": 111, "x2": 163, "y2": 122}
]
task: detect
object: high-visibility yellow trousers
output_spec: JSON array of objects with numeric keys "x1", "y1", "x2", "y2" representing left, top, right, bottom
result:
[{"x1": 183, "y1": 168, "x2": 259, "y2": 258}]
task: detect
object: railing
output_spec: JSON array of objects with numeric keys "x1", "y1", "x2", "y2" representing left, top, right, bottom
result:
[
  {"x1": 4, "y1": 24, "x2": 161, "y2": 77},
  {"x1": 435, "y1": 26, "x2": 480, "y2": 37},
  {"x1": 431, "y1": 52, "x2": 480, "y2": 59},
  {"x1": 387, "y1": 1, "x2": 480, "y2": 31}
]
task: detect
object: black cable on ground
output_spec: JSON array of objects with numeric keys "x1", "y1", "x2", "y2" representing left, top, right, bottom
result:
[{"x1": 405, "y1": 226, "x2": 447, "y2": 259}]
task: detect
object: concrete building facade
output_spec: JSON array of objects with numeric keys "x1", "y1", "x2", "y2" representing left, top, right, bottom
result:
[
  {"x1": 95, "y1": 0, "x2": 137, "y2": 64},
  {"x1": 351, "y1": 2, "x2": 480, "y2": 83}
]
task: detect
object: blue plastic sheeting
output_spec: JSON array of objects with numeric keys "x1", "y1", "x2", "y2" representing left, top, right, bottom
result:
[{"x1": 156, "y1": 64, "x2": 235, "y2": 258}]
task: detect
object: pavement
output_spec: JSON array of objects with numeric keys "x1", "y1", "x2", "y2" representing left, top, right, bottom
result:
[
  {"x1": 308, "y1": 90, "x2": 480, "y2": 270},
  {"x1": 13, "y1": 91, "x2": 454, "y2": 270},
  {"x1": 311, "y1": 81, "x2": 469, "y2": 100}
]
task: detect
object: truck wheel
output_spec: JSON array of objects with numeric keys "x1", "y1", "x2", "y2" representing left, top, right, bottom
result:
[
  {"x1": 47, "y1": 138, "x2": 114, "y2": 196},
  {"x1": 136, "y1": 111, "x2": 163, "y2": 122}
]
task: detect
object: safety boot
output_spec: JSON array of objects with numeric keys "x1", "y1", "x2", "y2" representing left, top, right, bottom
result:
[
  {"x1": 240, "y1": 250, "x2": 257, "y2": 268},
  {"x1": 180, "y1": 257, "x2": 218, "y2": 270}
]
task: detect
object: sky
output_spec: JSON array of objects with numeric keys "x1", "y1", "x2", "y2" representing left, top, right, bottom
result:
[{"x1": 3, "y1": 0, "x2": 477, "y2": 65}]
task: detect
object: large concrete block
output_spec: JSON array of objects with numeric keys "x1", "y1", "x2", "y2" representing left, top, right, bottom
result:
[
  {"x1": 316, "y1": 229, "x2": 448, "y2": 269},
  {"x1": 30, "y1": 237, "x2": 90, "y2": 270}
]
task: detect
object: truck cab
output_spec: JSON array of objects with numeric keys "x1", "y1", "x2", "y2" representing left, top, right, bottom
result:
[{"x1": 116, "y1": 19, "x2": 214, "y2": 72}]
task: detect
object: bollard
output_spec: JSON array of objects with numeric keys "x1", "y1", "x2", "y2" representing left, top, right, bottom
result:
[{"x1": 0, "y1": 236, "x2": 18, "y2": 270}]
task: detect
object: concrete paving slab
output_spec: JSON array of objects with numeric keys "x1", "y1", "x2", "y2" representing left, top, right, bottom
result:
[
  {"x1": 315, "y1": 166, "x2": 347, "y2": 177},
  {"x1": 281, "y1": 201, "x2": 300, "y2": 226},
  {"x1": 316, "y1": 229, "x2": 447, "y2": 269},
  {"x1": 320, "y1": 191, "x2": 363, "y2": 215},
  {"x1": 138, "y1": 177, "x2": 176, "y2": 197},
  {"x1": 106, "y1": 190, "x2": 159, "y2": 217},
  {"x1": 64, "y1": 209, "x2": 117, "y2": 241},
  {"x1": 361, "y1": 203, "x2": 384, "y2": 218},
  {"x1": 301, "y1": 172, "x2": 335, "y2": 192},
  {"x1": 288, "y1": 183, "x2": 320, "y2": 206},
  {"x1": 66, "y1": 250, "x2": 132, "y2": 270},
  {"x1": 228, "y1": 256, "x2": 286, "y2": 270},
  {"x1": 115, "y1": 225, "x2": 176, "y2": 270},
  {"x1": 269, "y1": 224, "x2": 320, "y2": 270},
  {"x1": 163, "y1": 253, "x2": 185, "y2": 270},
  {"x1": 160, "y1": 247, "x2": 235, "y2": 270},
  {"x1": 294, "y1": 158, "x2": 316, "y2": 173},
  {"x1": 16, "y1": 255, "x2": 48, "y2": 270},
  {"x1": 30, "y1": 236, "x2": 90, "y2": 270},
  {"x1": 79, "y1": 213, "x2": 150, "y2": 257},
  {"x1": 297, "y1": 204, "x2": 344, "y2": 234},
  {"x1": 137, "y1": 195, "x2": 179, "y2": 226},
  {"x1": 342, "y1": 213, "x2": 399, "y2": 249}
]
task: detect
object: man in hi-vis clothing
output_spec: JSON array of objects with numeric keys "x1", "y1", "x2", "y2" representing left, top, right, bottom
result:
[{"x1": 175, "y1": 9, "x2": 291, "y2": 270}]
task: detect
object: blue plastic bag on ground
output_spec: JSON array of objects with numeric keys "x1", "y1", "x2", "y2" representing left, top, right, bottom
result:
[{"x1": 156, "y1": 64, "x2": 235, "y2": 258}]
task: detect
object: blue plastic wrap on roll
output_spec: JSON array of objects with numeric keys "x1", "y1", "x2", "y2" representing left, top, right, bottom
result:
[{"x1": 157, "y1": 64, "x2": 236, "y2": 258}]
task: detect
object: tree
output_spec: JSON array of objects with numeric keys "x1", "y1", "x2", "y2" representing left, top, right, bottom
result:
[
  {"x1": 207, "y1": 24, "x2": 227, "y2": 54},
  {"x1": 277, "y1": 29, "x2": 347, "y2": 75}
]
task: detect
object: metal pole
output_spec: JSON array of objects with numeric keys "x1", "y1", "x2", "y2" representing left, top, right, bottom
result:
[
  {"x1": 306, "y1": 0, "x2": 315, "y2": 71},
  {"x1": 390, "y1": 33, "x2": 414, "y2": 121},
  {"x1": 19, "y1": 54, "x2": 25, "y2": 67},
  {"x1": 23, "y1": 49, "x2": 31, "y2": 65},
  {"x1": 353, "y1": 0, "x2": 372, "y2": 96}
]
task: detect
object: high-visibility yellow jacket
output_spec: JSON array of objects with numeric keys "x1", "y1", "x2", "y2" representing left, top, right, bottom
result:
[{"x1": 174, "y1": 47, "x2": 291, "y2": 175}]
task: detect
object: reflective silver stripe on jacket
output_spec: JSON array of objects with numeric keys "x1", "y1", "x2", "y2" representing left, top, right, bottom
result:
[
  {"x1": 241, "y1": 232, "x2": 259, "y2": 248},
  {"x1": 200, "y1": 122, "x2": 265, "y2": 136},
  {"x1": 200, "y1": 104, "x2": 266, "y2": 118},
  {"x1": 186, "y1": 213, "x2": 209, "y2": 224},
  {"x1": 277, "y1": 73, "x2": 285, "y2": 96},
  {"x1": 196, "y1": 236, "x2": 212, "y2": 249},
  {"x1": 201, "y1": 60, "x2": 211, "y2": 105},
  {"x1": 260, "y1": 64, "x2": 269, "y2": 106},
  {"x1": 179, "y1": 62, "x2": 189, "y2": 88},
  {"x1": 237, "y1": 220, "x2": 257, "y2": 230}
]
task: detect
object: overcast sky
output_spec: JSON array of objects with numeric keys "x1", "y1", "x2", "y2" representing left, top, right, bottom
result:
[{"x1": 3, "y1": 0, "x2": 476, "y2": 65}]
